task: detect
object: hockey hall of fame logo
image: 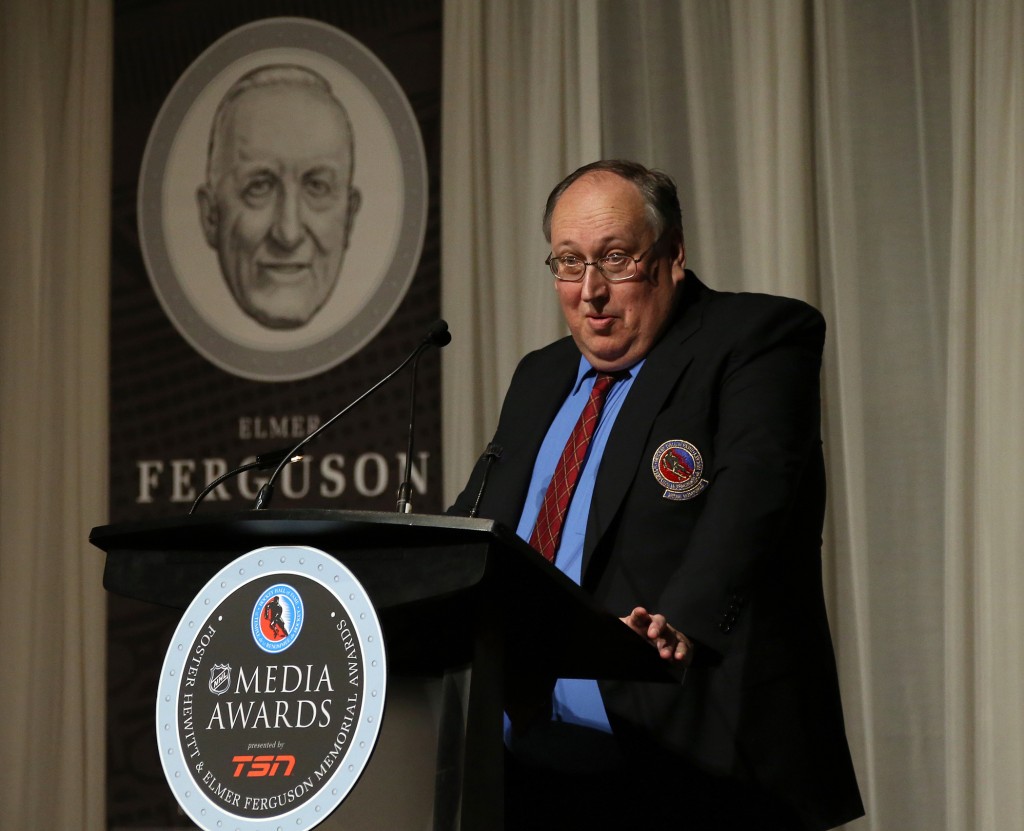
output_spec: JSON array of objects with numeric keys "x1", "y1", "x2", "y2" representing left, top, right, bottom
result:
[
  {"x1": 651, "y1": 439, "x2": 710, "y2": 501},
  {"x1": 156, "y1": 546, "x2": 387, "y2": 830}
]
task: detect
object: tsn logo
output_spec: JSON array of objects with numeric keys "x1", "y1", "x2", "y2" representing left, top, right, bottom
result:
[{"x1": 232, "y1": 754, "x2": 296, "y2": 778}]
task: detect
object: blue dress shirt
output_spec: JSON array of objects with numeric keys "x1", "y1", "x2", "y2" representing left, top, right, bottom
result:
[{"x1": 514, "y1": 356, "x2": 642, "y2": 733}]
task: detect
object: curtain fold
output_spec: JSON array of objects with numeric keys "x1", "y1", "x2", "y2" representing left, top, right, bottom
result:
[
  {"x1": 441, "y1": 0, "x2": 586, "y2": 502},
  {"x1": 946, "y1": 2, "x2": 1024, "y2": 827},
  {"x1": 812, "y1": 1, "x2": 954, "y2": 823},
  {"x1": 0, "y1": 1, "x2": 111, "y2": 828}
]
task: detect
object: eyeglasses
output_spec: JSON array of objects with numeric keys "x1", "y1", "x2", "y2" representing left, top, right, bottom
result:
[{"x1": 545, "y1": 240, "x2": 658, "y2": 282}]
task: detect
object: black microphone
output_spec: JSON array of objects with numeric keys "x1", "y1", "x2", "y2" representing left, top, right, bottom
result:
[
  {"x1": 468, "y1": 443, "x2": 503, "y2": 518},
  {"x1": 189, "y1": 448, "x2": 303, "y2": 515},
  {"x1": 254, "y1": 320, "x2": 452, "y2": 510},
  {"x1": 396, "y1": 321, "x2": 451, "y2": 513}
]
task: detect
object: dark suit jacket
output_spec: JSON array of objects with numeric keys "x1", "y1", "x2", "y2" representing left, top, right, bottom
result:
[{"x1": 452, "y1": 273, "x2": 864, "y2": 830}]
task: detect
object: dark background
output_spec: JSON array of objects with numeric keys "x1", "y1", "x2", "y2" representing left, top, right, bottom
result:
[{"x1": 108, "y1": 1, "x2": 442, "y2": 825}]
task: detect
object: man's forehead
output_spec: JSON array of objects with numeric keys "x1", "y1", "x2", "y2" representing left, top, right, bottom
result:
[
  {"x1": 227, "y1": 83, "x2": 348, "y2": 133},
  {"x1": 550, "y1": 172, "x2": 647, "y2": 243},
  {"x1": 212, "y1": 83, "x2": 353, "y2": 172}
]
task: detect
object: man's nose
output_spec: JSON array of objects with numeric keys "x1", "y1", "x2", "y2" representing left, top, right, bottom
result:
[
  {"x1": 270, "y1": 183, "x2": 305, "y2": 249},
  {"x1": 579, "y1": 264, "x2": 610, "y2": 303}
]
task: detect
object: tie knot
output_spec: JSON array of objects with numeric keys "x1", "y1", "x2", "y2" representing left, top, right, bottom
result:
[{"x1": 592, "y1": 372, "x2": 618, "y2": 396}]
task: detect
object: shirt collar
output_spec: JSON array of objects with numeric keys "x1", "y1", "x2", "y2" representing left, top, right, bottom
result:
[{"x1": 571, "y1": 356, "x2": 645, "y2": 395}]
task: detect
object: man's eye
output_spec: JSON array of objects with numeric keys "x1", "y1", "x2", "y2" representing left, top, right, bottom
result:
[
  {"x1": 560, "y1": 256, "x2": 583, "y2": 267},
  {"x1": 242, "y1": 176, "x2": 275, "y2": 201},
  {"x1": 303, "y1": 168, "x2": 339, "y2": 201},
  {"x1": 304, "y1": 177, "x2": 335, "y2": 198},
  {"x1": 602, "y1": 253, "x2": 629, "y2": 265}
]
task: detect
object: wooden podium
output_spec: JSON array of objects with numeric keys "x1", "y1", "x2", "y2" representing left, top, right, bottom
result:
[{"x1": 92, "y1": 509, "x2": 674, "y2": 830}]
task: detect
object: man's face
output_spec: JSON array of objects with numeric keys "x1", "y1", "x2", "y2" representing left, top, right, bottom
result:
[
  {"x1": 549, "y1": 172, "x2": 685, "y2": 371},
  {"x1": 198, "y1": 83, "x2": 360, "y2": 329}
]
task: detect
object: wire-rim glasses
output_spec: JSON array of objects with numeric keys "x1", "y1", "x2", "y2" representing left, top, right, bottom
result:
[{"x1": 545, "y1": 239, "x2": 659, "y2": 282}]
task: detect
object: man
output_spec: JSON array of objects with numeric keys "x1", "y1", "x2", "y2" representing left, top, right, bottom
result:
[
  {"x1": 197, "y1": 64, "x2": 361, "y2": 329},
  {"x1": 452, "y1": 161, "x2": 864, "y2": 829}
]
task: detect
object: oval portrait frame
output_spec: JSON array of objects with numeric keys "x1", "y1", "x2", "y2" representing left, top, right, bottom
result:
[
  {"x1": 138, "y1": 17, "x2": 428, "y2": 381},
  {"x1": 156, "y1": 545, "x2": 388, "y2": 830}
]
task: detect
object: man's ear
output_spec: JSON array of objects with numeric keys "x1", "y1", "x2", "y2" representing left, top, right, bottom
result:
[
  {"x1": 196, "y1": 185, "x2": 219, "y2": 247},
  {"x1": 669, "y1": 230, "x2": 686, "y2": 285},
  {"x1": 344, "y1": 186, "x2": 362, "y2": 245}
]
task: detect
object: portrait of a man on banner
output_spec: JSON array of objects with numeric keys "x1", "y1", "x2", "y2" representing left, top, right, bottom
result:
[{"x1": 196, "y1": 64, "x2": 362, "y2": 330}]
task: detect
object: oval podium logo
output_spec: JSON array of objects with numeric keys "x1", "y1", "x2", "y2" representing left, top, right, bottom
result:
[{"x1": 156, "y1": 545, "x2": 387, "y2": 830}]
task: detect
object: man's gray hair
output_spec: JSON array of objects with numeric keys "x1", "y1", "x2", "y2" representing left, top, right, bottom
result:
[{"x1": 542, "y1": 159, "x2": 684, "y2": 245}]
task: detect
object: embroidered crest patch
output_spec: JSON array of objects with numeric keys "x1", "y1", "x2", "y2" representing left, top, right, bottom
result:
[{"x1": 652, "y1": 439, "x2": 709, "y2": 501}]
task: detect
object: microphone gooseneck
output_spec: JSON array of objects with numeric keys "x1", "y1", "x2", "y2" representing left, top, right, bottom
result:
[
  {"x1": 468, "y1": 443, "x2": 503, "y2": 518},
  {"x1": 396, "y1": 320, "x2": 451, "y2": 513},
  {"x1": 189, "y1": 447, "x2": 302, "y2": 515},
  {"x1": 254, "y1": 320, "x2": 451, "y2": 511}
]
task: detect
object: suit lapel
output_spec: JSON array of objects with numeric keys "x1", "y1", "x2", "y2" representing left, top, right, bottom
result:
[
  {"x1": 487, "y1": 338, "x2": 579, "y2": 529},
  {"x1": 583, "y1": 274, "x2": 711, "y2": 573}
]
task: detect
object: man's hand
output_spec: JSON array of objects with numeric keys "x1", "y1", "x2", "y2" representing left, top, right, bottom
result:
[{"x1": 620, "y1": 606, "x2": 694, "y2": 665}]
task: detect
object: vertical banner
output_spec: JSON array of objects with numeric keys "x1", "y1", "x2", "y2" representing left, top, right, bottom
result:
[{"x1": 108, "y1": 2, "x2": 441, "y2": 825}]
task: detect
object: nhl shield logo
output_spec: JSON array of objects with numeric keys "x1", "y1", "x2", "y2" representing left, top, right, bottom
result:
[
  {"x1": 652, "y1": 440, "x2": 709, "y2": 501},
  {"x1": 209, "y1": 663, "x2": 231, "y2": 695}
]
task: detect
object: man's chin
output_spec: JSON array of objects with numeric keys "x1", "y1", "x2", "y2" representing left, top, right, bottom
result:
[
  {"x1": 235, "y1": 286, "x2": 334, "y2": 330},
  {"x1": 252, "y1": 312, "x2": 310, "y2": 330},
  {"x1": 240, "y1": 297, "x2": 323, "y2": 330}
]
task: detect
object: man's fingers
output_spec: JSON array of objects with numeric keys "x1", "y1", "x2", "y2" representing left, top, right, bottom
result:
[
  {"x1": 646, "y1": 613, "x2": 667, "y2": 639},
  {"x1": 672, "y1": 638, "x2": 689, "y2": 660},
  {"x1": 621, "y1": 609, "x2": 693, "y2": 664},
  {"x1": 620, "y1": 607, "x2": 651, "y2": 634},
  {"x1": 630, "y1": 606, "x2": 649, "y2": 625}
]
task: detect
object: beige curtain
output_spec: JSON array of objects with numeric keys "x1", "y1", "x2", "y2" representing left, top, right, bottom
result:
[
  {"x1": 946, "y1": 2, "x2": 1024, "y2": 827},
  {"x1": 442, "y1": 1, "x2": 1024, "y2": 829},
  {"x1": 0, "y1": 1, "x2": 111, "y2": 828},
  {"x1": 441, "y1": 0, "x2": 588, "y2": 496}
]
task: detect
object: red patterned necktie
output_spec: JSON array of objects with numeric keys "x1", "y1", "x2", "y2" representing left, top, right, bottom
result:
[{"x1": 530, "y1": 373, "x2": 618, "y2": 561}]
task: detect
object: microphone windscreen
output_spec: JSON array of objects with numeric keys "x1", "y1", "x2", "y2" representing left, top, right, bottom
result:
[{"x1": 427, "y1": 320, "x2": 452, "y2": 347}]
